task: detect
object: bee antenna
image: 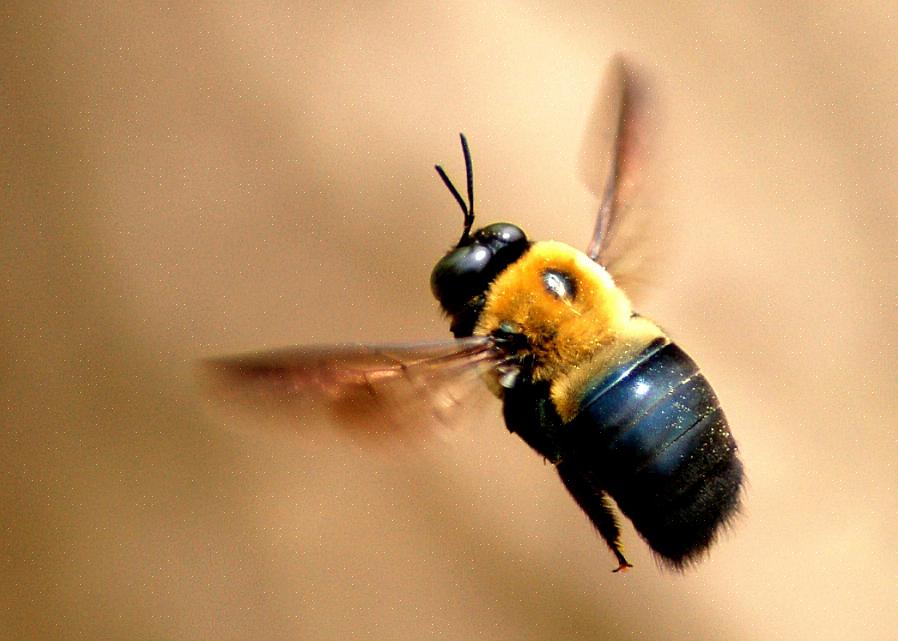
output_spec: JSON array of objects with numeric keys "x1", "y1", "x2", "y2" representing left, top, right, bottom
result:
[{"x1": 434, "y1": 133, "x2": 476, "y2": 245}]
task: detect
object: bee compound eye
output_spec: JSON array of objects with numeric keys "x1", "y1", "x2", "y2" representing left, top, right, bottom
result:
[
  {"x1": 430, "y1": 243, "x2": 494, "y2": 311},
  {"x1": 473, "y1": 223, "x2": 527, "y2": 253}
]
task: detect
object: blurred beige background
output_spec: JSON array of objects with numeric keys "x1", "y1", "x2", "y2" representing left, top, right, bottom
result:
[{"x1": 3, "y1": 2, "x2": 896, "y2": 640}]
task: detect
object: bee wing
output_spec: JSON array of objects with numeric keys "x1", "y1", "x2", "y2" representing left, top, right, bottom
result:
[
  {"x1": 200, "y1": 336, "x2": 504, "y2": 441},
  {"x1": 579, "y1": 55, "x2": 660, "y2": 294}
]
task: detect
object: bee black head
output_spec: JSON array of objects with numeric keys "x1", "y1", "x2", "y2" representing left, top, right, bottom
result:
[{"x1": 430, "y1": 134, "x2": 529, "y2": 331}]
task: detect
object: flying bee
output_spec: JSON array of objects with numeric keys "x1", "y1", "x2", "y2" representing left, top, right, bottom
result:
[{"x1": 203, "y1": 57, "x2": 744, "y2": 572}]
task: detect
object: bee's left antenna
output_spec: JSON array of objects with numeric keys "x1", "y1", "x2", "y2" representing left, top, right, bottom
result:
[{"x1": 435, "y1": 133, "x2": 475, "y2": 246}]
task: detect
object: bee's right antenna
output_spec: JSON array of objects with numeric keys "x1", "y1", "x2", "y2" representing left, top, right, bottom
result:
[{"x1": 434, "y1": 133, "x2": 475, "y2": 246}]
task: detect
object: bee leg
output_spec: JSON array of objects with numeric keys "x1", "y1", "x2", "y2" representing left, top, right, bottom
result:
[
  {"x1": 502, "y1": 379, "x2": 565, "y2": 463},
  {"x1": 557, "y1": 462, "x2": 633, "y2": 572}
]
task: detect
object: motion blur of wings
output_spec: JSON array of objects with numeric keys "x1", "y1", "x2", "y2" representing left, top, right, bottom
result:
[
  {"x1": 202, "y1": 338, "x2": 506, "y2": 440},
  {"x1": 201, "y1": 56, "x2": 653, "y2": 441},
  {"x1": 579, "y1": 55, "x2": 661, "y2": 296}
]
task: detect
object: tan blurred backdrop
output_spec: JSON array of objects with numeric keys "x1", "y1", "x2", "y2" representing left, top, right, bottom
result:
[{"x1": 3, "y1": 2, "x2": 896, "y2": 640}]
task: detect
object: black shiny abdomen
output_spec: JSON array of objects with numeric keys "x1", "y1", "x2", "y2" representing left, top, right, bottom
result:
[{"x1": 503, "y1": 339, "x2": 743, "y2": 567}]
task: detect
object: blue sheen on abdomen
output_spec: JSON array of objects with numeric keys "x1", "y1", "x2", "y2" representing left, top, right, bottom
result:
[{"x1": 566, "y1": 339, "x2": 742, "y2": 564}]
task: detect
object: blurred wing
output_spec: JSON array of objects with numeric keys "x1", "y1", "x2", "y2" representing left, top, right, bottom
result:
[
  {"x1": 200, "y1": 337, "x2": 504, "y2": 440},
  {"x1": 579, "y1": 55, "x2": 660, "y2": 293}
]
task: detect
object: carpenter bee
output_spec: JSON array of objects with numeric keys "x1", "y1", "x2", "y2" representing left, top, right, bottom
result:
[{"x1": 204, "y1": 57, "x2": 744, "y2": 572}]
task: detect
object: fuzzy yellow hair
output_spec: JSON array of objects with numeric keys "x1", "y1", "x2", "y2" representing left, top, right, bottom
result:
[{"x1": 475, "y1": 240, "x2": 664, "y2": 421}]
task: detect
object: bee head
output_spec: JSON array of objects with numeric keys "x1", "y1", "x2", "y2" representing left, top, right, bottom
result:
[
  {"x1": 430, "y1": 135, "x2": 530, "y2": 333},
  {"x1": 431, "y1": 222, "x2": 529, "y2": 314}
]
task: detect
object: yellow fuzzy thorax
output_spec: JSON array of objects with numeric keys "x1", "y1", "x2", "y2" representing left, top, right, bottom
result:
[{"x1": 475, "y1": 240, "x2": 665, "y2": 421}]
